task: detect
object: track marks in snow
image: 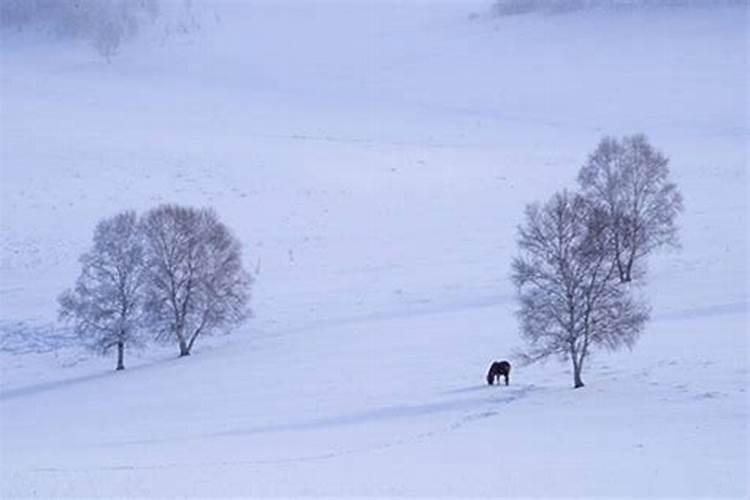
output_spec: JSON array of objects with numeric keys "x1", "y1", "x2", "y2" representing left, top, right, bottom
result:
[
  {"x1": 448, "y1": 383, "x2": 539, "y2": 431},
  {"x1": 29, "y1": 384, "x2": 537, "y2": 475},
  {"x1": 0, "y1": 370, "x2": 113, "y2": 402},
  {"x1": 596, "y1": 357, "x2": 747, "y2": 404},
  {"x1": 214, "y1": 383, "x2": 537, "y2": 438},
  {"x1": 93, "y1": 383, "x2": 536, "y2": 451}
]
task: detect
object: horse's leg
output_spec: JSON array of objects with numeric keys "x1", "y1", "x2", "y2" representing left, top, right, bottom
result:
[{"x1": 504, "y1": 373, "x2": 509, "y2": 386}]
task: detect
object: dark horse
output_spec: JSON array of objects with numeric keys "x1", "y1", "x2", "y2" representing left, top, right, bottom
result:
[{"x1": 486, "y1": 360, "x2": 511, "y2": 386}]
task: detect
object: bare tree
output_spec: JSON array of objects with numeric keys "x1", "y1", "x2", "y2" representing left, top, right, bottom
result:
[
  {"x1": 511, "y1": 190, "x2": 650, "y2": 388},
  {"x1": 58, "y1": 211, "x2": 146, "y2": 370},
  {"x1": 141, "y1": 204, "x2": 251, "y2": 357},
  {"x1": 93, "y1": 17, "x2": 124, "y2": 63},
  {"x1": 577, "y1": 134, "x2": 683, "y2": 282}
]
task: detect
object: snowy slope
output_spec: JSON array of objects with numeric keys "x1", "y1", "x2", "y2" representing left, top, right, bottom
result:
[{"x1": 1, "y1": 1, "x2": 748, "y2": 496}]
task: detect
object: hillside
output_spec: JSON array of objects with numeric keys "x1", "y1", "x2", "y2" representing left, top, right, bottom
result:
[{"x1": 0, "y1": 1, "x2": 747, "y2": 496}]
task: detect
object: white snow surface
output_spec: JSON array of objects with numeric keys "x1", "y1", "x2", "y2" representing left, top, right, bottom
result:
[{"x1": 0, "y1": 1, "x2": 748, "y2": 497}]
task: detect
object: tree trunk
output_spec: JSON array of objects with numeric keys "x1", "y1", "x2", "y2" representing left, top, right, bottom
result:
[
  {"x1": 116, "y1": 341, "x2": 125, "y2": 370},
  {"x1": 613, "y1": 227, "x2": 628, "y2": 283},
  {"x1": 571, "y1": 353, "x2": 585, "y2": 389},
  {"x1": 623, "y1": 253, "x2": 635, "y2": 283},
  {"x1": 186, "y1": 329, "x2": 202, "y2": 355},
  {"x1": 179, "y1": 339, "x2": 190, "y2": 357},
  {"x1": 573, "y1": 368, "x2": 585, "y2": 388},
  {"x1": 175, "y1": 323, "x2": 190, "y2": 356},
  {"x1": 616, "y1": 257, "x2": 628, "y2": 283}
]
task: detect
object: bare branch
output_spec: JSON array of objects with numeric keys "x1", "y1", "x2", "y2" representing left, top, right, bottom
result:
[
  {"x1": 511, "y1": 190, "x2": 649, "y2": 388},
  {"x1": 141, "y1": 204, "x2": 252, "y2": 356}
]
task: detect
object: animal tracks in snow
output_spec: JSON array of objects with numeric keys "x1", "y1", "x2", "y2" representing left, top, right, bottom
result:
[{"x1": 35, "y1": 383, "x2": 539, "y2": 475}]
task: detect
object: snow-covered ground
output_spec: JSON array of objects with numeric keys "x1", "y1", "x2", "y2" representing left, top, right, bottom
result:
[{"x1": 1, "y1": 1, "x2": 747, "y2": 496}]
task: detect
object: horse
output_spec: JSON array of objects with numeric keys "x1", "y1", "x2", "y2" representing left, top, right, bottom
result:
[{"x1": 486, "y1": 360, "x2": 511, "y2": 386}]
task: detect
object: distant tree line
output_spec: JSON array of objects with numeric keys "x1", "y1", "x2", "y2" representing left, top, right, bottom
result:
[
  {"x1": 493, "y1": 0, "x2": 747, "y2": 16},
  {"x1": 0, "y1": 0, "x2": 161, "y2": 62},
  {"x1": 511, "y1": 134, "x2": 683, "y2": 388},
  {"x1": 59, "y1": 204, "x2": 252, "y2": 370},
  {"x1": 0, "y1": 0, "x2": 204, "y2": 62}
]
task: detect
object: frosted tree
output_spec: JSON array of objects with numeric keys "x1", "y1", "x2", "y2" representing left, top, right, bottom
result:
[
  {"x1": 511, "y1": 190, "x2": 650, "y2": 388},
  {"x1": 94, "y1": 17, "x2": 125, "y2": 63},
  {"x1": 142, "y1": 204, "x2": 252, "y2": 357},
  {"x1": 58, "y1": 211, "x2": 146, "y2": 370},
  {"x1": 0, "y1": 0, "x2": 160, "y2": 61},
  {"x1": 577, "y1": 134, "x2": 683, "y2": 282}
]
